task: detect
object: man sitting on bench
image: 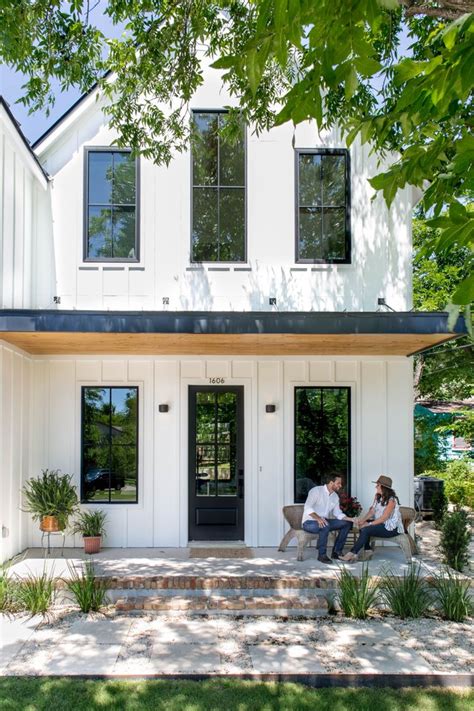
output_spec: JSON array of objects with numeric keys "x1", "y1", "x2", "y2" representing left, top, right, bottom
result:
[{"x1": 302, "y1": 474, "x2": 355, "y2": 564}]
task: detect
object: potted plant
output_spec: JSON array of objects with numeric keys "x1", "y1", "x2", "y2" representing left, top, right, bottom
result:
[
  {"x1": 22, "y1": 469, "x2": 78, "y2": 532},
  {"x1": 71, "y1": 510, "x2": 107, "y2": 554}
]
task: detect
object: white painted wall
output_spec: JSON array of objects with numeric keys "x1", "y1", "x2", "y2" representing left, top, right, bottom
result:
[
  {"x1": 0, "y1": 343, "x2": 32, "y2": 562},
  {"x1": 0, "y1": 103, "x2": 50, "y2": 310},
  {"x1": 1, "y1": 352, "x2": 411, "y2": 555},
  {"x1": 33, "y1": 62, "x2": 413, "y2": 313}
]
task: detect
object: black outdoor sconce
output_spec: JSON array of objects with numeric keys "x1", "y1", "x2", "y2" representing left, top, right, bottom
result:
[
  {"x1": 265, "y1": 404, "x2": 276, "y2": 413},
  {"x1": 158, "y1": 404, "x2": 169, "y2": 413}
]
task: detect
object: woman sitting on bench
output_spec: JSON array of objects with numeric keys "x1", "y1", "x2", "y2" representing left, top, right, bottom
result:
[{"x1": 340, "y1": 475, "x2": 404, "y2": 562}]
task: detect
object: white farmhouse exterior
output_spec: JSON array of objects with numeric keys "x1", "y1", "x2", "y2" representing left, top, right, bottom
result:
[{"x1": 0, "y1": 64, "x2": 464, "y2": 562}]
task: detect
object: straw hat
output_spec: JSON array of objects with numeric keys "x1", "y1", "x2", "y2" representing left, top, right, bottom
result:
[{"x1": 372, "y1": 475, "x2": 393, "y2": 488}]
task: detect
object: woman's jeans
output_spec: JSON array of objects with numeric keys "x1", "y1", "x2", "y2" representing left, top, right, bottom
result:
[
  {"x1": 351, "y1": 523, "x2": 399, "y2": 554},
  {"x1": 302, "y1": 518, "x2": 353, "y2": 556}
]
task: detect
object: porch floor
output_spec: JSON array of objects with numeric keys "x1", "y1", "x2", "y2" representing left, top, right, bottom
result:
[{"x1": 10, "y1": 545, "x2": 434, "y2": 581}]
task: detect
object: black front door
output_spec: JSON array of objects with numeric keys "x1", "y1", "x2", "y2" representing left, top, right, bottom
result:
[{"x1": 188, "y1": 386, "x2": 244, "y2": 541}]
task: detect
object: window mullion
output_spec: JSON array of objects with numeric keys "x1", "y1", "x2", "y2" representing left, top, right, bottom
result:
[{"x1": 217, "y1": 115, "x2": 221, "y2": 262}]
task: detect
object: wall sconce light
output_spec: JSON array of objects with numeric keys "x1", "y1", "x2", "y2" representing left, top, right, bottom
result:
[
  {"x1": 265, "y1": 404, "x2": 276, "y2": 413},
  {"x1": 158, "y1": 404, "x2": 169, "y2": 413}
]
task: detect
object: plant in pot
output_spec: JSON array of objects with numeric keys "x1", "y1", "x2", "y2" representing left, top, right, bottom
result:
[
  {"x1": 22, "y1": 469, "x2": 78, "y2": 532},
  {"x1": 71, "y1": 510, "x2": 107, "y2": 554}
]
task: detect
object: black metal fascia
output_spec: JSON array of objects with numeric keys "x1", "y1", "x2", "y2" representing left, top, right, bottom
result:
[{"x1": 0, "y1": 310, "x2": 467, "y2": 337}]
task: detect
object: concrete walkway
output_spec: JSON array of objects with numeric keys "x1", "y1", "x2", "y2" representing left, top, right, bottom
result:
[{"x1": 1, "y1": 611, "x2": 472, "y2": 676}]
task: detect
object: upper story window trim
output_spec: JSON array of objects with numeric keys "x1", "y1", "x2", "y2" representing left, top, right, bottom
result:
[
  {"x1": 190, "y1": 109, "x2": 247, "y2": 264},
  {"x1": 83, "y1": 146, "x2": 140, "y2": 263},
  {"x1": 295, "y1": 147, "x2": 351, "y2": 265}
]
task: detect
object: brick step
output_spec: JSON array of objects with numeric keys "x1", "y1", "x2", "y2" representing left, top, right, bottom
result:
[
  {"x1": 115, "y1": 593, "x2": 329, "y2": 613},
  {"x1": 99, "y1": 575, "x2": 336, "y2": 591}
]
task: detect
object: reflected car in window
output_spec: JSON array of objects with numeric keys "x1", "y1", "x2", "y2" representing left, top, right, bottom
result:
[{"x1": 84, "y1": 468, "x2": 125, "y2": 496}]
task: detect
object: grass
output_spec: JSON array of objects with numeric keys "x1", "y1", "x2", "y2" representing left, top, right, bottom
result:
[
  {"x1": 431, "y1": 568, "x2": 473, "y2": 622},
  {"x1": 64, "y1": 561, "x2": 108, "y2": 613},
  {"x1": 0, "y1": 680, "x2": 472, "y2": 711},
  {"x1": 380, "y1": 564, "x2": 431, "y2": 619},
  {"x1": 336, "y1": 563, "x2": 379, "y2": 619}
]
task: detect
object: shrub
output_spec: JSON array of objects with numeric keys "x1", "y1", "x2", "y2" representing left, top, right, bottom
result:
[
  {"x1": 22, "y1": 469, "x2": 78, "y2": 530},
  {"x1": 439, "y1": 509, "x2": 471, "y2": 572},
  {"x1": 65, "y1": 561, "x2": 108, "y2": 613},
  {"x1": 431, "y1": 568, "x2": 473, "y2": 622},
  {"x1": 71, "y1": 510, "x2": 107, "y2": 538},
  {"x1": 431, "y1": 487, "x2": 448, "y2": 528},
  {"x1": 15, "y1": 570, "x2": 56, "y2": 615},
  {"x1": 380, "y1": 564, "x2": 431, "y2": 619},
  {"x1": 438, "y1": 459, "x2": 474, "y2": 508},
  {"x1": 336, "y1": 564, "x2": 379, "y2": 619}
]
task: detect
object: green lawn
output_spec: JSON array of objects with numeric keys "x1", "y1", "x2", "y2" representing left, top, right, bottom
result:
[{"x1": 0, "y1": 679, "x2": 472, "y2": 711}]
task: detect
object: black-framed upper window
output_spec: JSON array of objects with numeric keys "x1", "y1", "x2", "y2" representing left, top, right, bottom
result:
[
  {"x1": 81, "y1": 386, "x2": 138, "y2": 504},
  {"x1": 191, "y1": 111, "x2": 246, "y2": 262},
  {"x1": 294, "y1": 386, "x2": 350, "y2": 503},
  {"x1": 296, "y1": 149, "x2": 350, "y2": 263},
  {"x1": 84, "y1": 148, "x2": 139, "y2": 261}
]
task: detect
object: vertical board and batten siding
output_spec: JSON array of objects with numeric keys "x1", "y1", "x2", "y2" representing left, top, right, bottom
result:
[
  {"x1": 0, "y1": 344, "x2": 31, "y2": 562},
  {"x1": 0, "y1": 353, "x2": 413, "y2": 557},
  {"x1": 35, "y1": 56, "x2": 414, "y2": 314}
]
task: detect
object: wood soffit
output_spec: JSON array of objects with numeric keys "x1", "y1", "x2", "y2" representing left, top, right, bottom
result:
[{"x1": 0, "y1": 331, "x2": 457, "y2": 356}]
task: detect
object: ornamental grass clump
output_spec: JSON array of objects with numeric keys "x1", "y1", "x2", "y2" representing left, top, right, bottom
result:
[
  {"x1": 15, "y1": 570, "x2": 56, "y2": 615},
  {"x1": 431, "y1": 568, "x2": 473, "y2": 622},
  {"x1": 0, "y1": 562, "x2": 19, "y2": 613},
  {"x1": 336, "y1": 564, "x2": 379, "y2": 619},
  {"x1": 65, "y1": 561, "x2": 108, "y2": 613},
  {"x1": 380, "y1": 564, "x2": 431, "y2": 619}
]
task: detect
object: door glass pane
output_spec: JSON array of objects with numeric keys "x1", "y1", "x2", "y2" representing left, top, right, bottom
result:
[
  {"x1": 295, "y1": 387, "x2": 350, "y2": 502},
  {"x1": 299, "y1": 154, "x2": 322, "y2": 207},
  {"x1": 192, "y1": 113, "x2": 218, "y2": 186},
  {"x1": 196, "y1": 393, "x2": 215, "y2": 443},
  {"x1": 217, "y1": 444, "x2": 237, "y2": 496},
  {"x1": 192, "y1": 187, "x2": 218, "y2": 261},
  {"x1": 196, "y1": 444, "x2": 216, "y2": 496}
]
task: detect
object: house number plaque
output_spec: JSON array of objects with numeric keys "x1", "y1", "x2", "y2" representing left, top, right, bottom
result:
[{"x1": 208, "y1": 378, "x2": 225, "y2": 384}]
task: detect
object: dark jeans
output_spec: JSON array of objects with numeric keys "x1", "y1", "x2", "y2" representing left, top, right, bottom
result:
[
  {"x1": 351, "y1": 523, "x2": 399, "y2": 554},
  {"x1": 302, "y1": 518, "x2": 353, "y2": 556}
]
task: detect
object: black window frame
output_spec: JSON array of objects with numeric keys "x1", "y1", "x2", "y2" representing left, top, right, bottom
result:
[
  {"x1": 293, "y1": 385, "x2": 351, "y2": 503},
  {"x1": 295, "y1": 148, "x2": 351, "y2": 264},
  {"x1": 83, "y1": 147, "x2": 140, "y2": 263},
  {"x1": 80, "y1": 385, "x2": 139, "y2": 504},
  {"x1": 190, "y1": 109, "x2": 247, "y2": 264}
]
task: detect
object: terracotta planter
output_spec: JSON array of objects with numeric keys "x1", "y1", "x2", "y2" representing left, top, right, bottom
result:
[
  {"x1": 40, "y1": 515, "x2": 62, "y2": 532},
  {"x1": 83, "y1": 536, "x2": 102, "y2": 554}
]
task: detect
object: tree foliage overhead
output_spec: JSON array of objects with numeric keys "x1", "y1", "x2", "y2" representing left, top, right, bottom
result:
[{"x1": 1, "y1": 1, "x2": 473, "y2": 306}]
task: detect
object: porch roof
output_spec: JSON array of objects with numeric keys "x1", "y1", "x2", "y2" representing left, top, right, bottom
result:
[{"x1": 0, "y1": 309, "x2": 465, "y2": 356}]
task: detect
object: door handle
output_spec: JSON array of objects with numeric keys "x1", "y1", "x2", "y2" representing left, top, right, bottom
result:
[{"x1": 238, "y1": 469, "x2": 244, "y2": 499}]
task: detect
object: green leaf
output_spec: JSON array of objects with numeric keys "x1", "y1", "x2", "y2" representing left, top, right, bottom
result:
[
  {"x1": 354, "y1": 56, "x2": 382, "y2": 77},
  {"x1": 345, "y1": 65, "x2": 358, "y2": 100},
  {"x1": 452, "y1": 274, "x2": 474, "y2": 306},
  {"x1": 211, "y1": 55, "x2": 238, "y2": 70}
]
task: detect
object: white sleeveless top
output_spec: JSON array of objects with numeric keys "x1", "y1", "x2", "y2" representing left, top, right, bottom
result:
[{"x1": 373, "y1": 497, "x2": 404, "y2": 533}]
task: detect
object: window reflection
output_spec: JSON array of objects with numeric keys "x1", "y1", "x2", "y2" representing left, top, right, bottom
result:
[{"x1": 82, "y1": 387, "x2": 138, "y2": 503}]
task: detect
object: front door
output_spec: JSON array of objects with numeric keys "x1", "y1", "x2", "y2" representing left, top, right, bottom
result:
[{"x1": 188, "y1": 386, "x2": 244, "y2": 541}]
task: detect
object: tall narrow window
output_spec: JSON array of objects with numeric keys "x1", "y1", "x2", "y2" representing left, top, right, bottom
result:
[
  {"x1": 294, "y1": 387, "x2": 350, "y2": 502},
  {"x1": 296, "y1": 149, "x2": 350, "y2": 263},
  {"x1": 85, "y1": 149, "x2": 138, "y2": 260},
  {"x1": 191, "y1": 111, "x2": 246, "y2": 262},
  {"x1": 81, "y1": 387, "x2": 138, "y2": 503}
]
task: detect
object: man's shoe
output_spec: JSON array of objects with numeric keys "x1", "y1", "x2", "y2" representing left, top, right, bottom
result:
[
  {"x1": 332, "y1": 552, "x2": 342, "y2": 560},
  {"x1": 317, "y1": 554, "x2": 333, "y2": 564}
]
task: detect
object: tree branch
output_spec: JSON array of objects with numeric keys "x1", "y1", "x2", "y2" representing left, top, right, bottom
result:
[{"x1": 400, "y1": 0, "x2": 474, "y2": 20}]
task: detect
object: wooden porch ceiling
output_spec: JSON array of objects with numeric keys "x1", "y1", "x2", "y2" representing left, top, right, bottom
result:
[
  {"x1": 0, "y1": 331, "x2": 458, "y2": 356},
  {"x1": 0, "y1": 310, "x2": 465, "y2": 357}
]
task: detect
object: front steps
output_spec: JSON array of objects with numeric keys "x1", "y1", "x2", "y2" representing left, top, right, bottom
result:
[{"x1": 104, "y1": 574, "x2": 334, "y2": 616}]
